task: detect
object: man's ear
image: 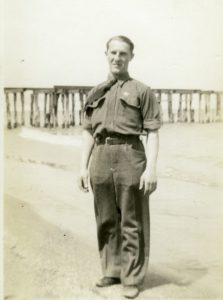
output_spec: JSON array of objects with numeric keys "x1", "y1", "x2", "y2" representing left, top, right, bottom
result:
[{"x1": 130, "y1": 53, "x2": 135, "y2": 60}]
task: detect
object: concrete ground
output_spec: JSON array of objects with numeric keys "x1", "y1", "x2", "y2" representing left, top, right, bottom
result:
[{"x1": 3, "y1": 124, "x2": 223, "y2": 300}]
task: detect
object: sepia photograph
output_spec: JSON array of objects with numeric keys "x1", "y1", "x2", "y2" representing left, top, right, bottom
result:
[{"x1": 2, "y1": 0, "x2": 223, "y2": 299}]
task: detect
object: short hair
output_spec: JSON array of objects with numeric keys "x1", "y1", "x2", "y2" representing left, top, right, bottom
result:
[{"x1": 106, "y1": 35, "x2": 134, "y2": 53}]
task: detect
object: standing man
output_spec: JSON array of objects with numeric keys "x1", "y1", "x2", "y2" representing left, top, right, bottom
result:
[{"x1": 78, "y1": 36, "x2": 161, "y2": 299}]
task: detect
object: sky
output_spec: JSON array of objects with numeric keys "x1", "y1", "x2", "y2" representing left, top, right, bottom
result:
[{"x1": 3, "y1": 0, "x2": 223, "y2": 90}]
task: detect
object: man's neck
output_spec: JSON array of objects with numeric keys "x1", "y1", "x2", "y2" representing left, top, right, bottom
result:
[{"x1": 108, "y1": 72, "x2": 130, "y2": 81}]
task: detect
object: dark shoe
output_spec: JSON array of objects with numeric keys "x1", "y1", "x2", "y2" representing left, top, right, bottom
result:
[
  {"x1": 123, "y1": 285, "x2": 139, "y2": 299},
  {"x1": 96, "y1": 276, "x2": 121, "y2": 287}
]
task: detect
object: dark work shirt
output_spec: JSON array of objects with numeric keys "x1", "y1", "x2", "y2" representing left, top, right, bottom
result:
[{"x1": 83, "y1": 73, "x2": 162, "y2": 137}]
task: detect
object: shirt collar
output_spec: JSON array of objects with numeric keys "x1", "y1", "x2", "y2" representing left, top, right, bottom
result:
[{"x1": 108, "y1": 72, "x2": 130, "y2": 87}]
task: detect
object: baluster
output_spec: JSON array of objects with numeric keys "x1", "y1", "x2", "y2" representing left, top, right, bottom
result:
[
  {"x1": 177, "y1": 93, "x2": 182, "y2": 122},
  {"x1": 5, "y1": 92, "x2": 12, "y2": 129},
  {"x1": 13, "y1": 92, "x2": 18, "y2": 128},
  {"x1": 53, "y1": 92, "x2": 58, "y2": 128},
  {"x1": 47, "y1": 92, "x2": 51, "y2": 128},
  {"x1": 198, "y1": 92, "x2": 202, "y2": 123},
  {"x1": 205, "y1": 93, "x2": 210, "y2": 123},
  {"x1": 21, "y1": 91, "x2": 25, "y2": 126},
  {"x1": 30, "y1": 93, "x2": 34, "y2": 126},
  {"x1": 71, "y1": 92, "x2": 75, "y2": 126},
  {"x1": 65, "y1": 92, "x2": 69, "y2": 128},
  {"x1": 44, "y1": 93, "x2": 48, "y2": 127},
  {"x1": 167, "y1": 91, "x2": 173, "y2": 123},
  {"x1": 79, "y1": 90, "x2": 84, "y2": 125},
  {"x1": 33, "y1": 92, "x2": 36, "y2": 126},
  {"x1": 210, "y1": 93, "x2": 215, "y2": 122},
  {"x1": 216, "y1": 92, "x2": 222, "y2": 122},
  {"x1": 187, "y1": 93, "x2": 192, "y2": 123},
  {"x1": 191, "y1": 93, "x2": 195, "y2": 122},
  {"x1": 182, "y1": 94, "x2": 187, "y2": 122},
  {"x1": 34, "y1": 92, "x2": 40, "y2": 127},
  {"x1": 61, "y1": 93, "x2": 65, "y2": 128}
]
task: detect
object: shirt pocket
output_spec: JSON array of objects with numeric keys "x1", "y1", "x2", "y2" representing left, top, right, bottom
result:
[
  {"x1": 86, "y1": 96, "x2": 106, "y2": 127},
  {"x1": 120, "y1": 94, "x2": 140, "y2": 108},
  {"x1": 119, "y1": 94, "x2": 142, "y2": 124},
  {"x1": 86, "y1": 96, "x2": 106, "y2": 109},
  {"x1": 85, "y1": 96, "x2": 106, "y2": 116}
]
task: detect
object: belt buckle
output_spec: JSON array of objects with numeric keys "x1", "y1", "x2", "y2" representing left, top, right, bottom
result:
[{"x1": 105, "y1": 137, "x2": 112, "y2": 144}]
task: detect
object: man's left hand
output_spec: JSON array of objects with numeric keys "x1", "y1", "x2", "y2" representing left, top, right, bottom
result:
[{"x1": 139, "y1": 169, "x2": 157, "y2": 195}]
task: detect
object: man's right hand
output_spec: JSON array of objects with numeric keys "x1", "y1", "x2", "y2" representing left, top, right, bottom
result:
[{"x1": 78, "y1": 169, "x2": 89, "y2": 192}]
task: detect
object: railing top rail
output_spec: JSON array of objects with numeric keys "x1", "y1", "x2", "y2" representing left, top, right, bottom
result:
[
  {"x1": 4, "y1": 87, "x2": 55, "y2": 92},
  {"x1": 54, "y1": 85, "x2": 93, "y2": 90},
  {"x1": 153, "y1": 88, "x2": 202, "y2": 93},
  {"x1": 4, "y1": 86, "x2": 223, "y2": 94},
  {"x1": 4, "y1": 88, "x2": 25, "y2": 92}
]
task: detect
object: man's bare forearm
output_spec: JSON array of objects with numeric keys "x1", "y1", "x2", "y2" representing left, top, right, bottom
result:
[
  {"x1": 80, "y1": 129, "x2": 95, "y2": 171},
  {"x1": 145, "y1": 130, "x2": 159, "y2": 170},
  {"x1": 139, "y1": 130, "x2": 159, "y2": 193}
]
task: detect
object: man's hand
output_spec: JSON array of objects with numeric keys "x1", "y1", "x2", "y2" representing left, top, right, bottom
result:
[
  {"x1": 78, "y1": 169, "x2": 89, "y2": 192},
  {"x1": 139, "y1": 168, "x2": 157, "y2": 195}
]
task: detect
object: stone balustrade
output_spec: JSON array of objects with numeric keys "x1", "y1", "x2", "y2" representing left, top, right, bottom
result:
[{"x1": 4, "y1": 86, "x2": 223, "y2": 129}]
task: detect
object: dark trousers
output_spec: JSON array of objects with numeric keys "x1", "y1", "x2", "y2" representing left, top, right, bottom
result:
[{"x1": 89, "y1": 140, "x2": 150, "y2": 286}]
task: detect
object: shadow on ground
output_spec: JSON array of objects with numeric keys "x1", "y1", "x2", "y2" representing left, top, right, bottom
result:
[{"x1": 142, "y1": 263, "x2": 208, "y2": 292}]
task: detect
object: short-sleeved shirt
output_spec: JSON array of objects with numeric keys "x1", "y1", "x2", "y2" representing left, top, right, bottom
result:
[{"x1": 83, "y1": 73, "x2": 162, "y2": 137}]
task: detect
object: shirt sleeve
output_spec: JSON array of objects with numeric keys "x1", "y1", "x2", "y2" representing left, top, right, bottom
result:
[
  {"x1": 140, "y1": 87, "x2": 162, "y2": 130},
  {"x1": 82, "y1": 88, "x2": 94, "y2": 131},
  {"x1": 82, "y1": 111, "x2": 92, "y2": 131}
]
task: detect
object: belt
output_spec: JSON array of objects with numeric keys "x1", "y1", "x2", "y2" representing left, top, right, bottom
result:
[{"x1": 95, "y1": 134, "x2": 139, "y2": 145}]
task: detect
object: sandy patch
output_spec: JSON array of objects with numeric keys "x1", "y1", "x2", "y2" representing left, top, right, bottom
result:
[{"x1": 4, "y1": 124, "x2": 223, "y2": 299}]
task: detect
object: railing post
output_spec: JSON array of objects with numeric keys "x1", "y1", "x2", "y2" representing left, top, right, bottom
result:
[
  {"x1": 182, "y1": 94, "x2": 187, "y2": 122},
  {"x1": 216, "y1": 92, "x2": 222, "y2": 122},
  {"x1": 53, "y1": 92, "x2": 58, "y2": 128},
  {"x1": 34, "y1": 92, "x2": 40, "y2": 127},
  {"x1": 65, "y1": 91, "x2": 69, "y2": 128},
  {"x1": 13, "y1": 92, "x2": 18, "y2": 128},
  {"x1": 44, "y1": 92, "x2": 48, "y2": 127},
  {"x1": 198, "y1": 92, "x2": 202, "y2": 123},
  {"x1": 71, "y1": 92, "x2": 75, "y2": 126},
  {"x1": 205, "y1": 92, "x2": 210, "y2": 123},
  {"x1": 191, "y1": 93, "x2": 195, "y2": 122},
  {"x1": 79, "y1": 90, "x2": 84, "y2": 125},
  {"x1": 187, "y1": 92, "x2": 194, "y2": 123},
  {"x1": 167, "y1": 91, "x2": 173, "y2": 123},
  {"x1": 61, "y1": 92, "x2": 65, "y2": 128},
  {"x1": 5, "y1": 92, "x2": 12, "y2": 129},
  {"x1": 187, "y1": 93, "x2": 190, "y2": 123},
  {"x1": 30, "y1": 93, "x2": 34, "y2": 126},
  {"x1": 21, "y1": 91, "x2": 25, "y2": 126},
  {"x1": 177, "y1": 93, "x2": 182, "y2": 122},
  {"x1": 48, "y1": 92, "x2": 53, "y2": 128}
]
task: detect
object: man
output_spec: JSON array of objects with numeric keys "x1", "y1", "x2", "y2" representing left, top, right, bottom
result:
[{"x1": 78, "y1": 36, "x2": 161, "y2": 299}]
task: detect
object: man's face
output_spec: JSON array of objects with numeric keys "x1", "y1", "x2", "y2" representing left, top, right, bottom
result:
[{"x1": 106, "y1": 39, "x2": 134, "y2": 76}]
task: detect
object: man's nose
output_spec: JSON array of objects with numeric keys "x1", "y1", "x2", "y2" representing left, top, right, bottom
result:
[{"x1": 114, "y1": 53, "x2": 121, "y2": 60}]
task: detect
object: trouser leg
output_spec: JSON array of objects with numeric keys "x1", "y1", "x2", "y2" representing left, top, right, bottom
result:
[
  {"x1": 92, "y1": 181, "x2": 122, "y2": 278},
  {"x1": 90, "y1": 145, "x2": 121, "y2": 278},
  {"x1": 114, "y1": 143, "x2": 150, "y2": 286},
  {"x1": 116, "y1": 184, "x2": 150, "y2": 285}
]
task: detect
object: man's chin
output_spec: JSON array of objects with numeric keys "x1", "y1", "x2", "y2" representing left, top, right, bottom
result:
[
  {"x1": 111, "y1": 69, "x2": 122, "y2": 76},
  {"x1": 111, "y1": 67, "x2": 122, "y2": 74}
]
